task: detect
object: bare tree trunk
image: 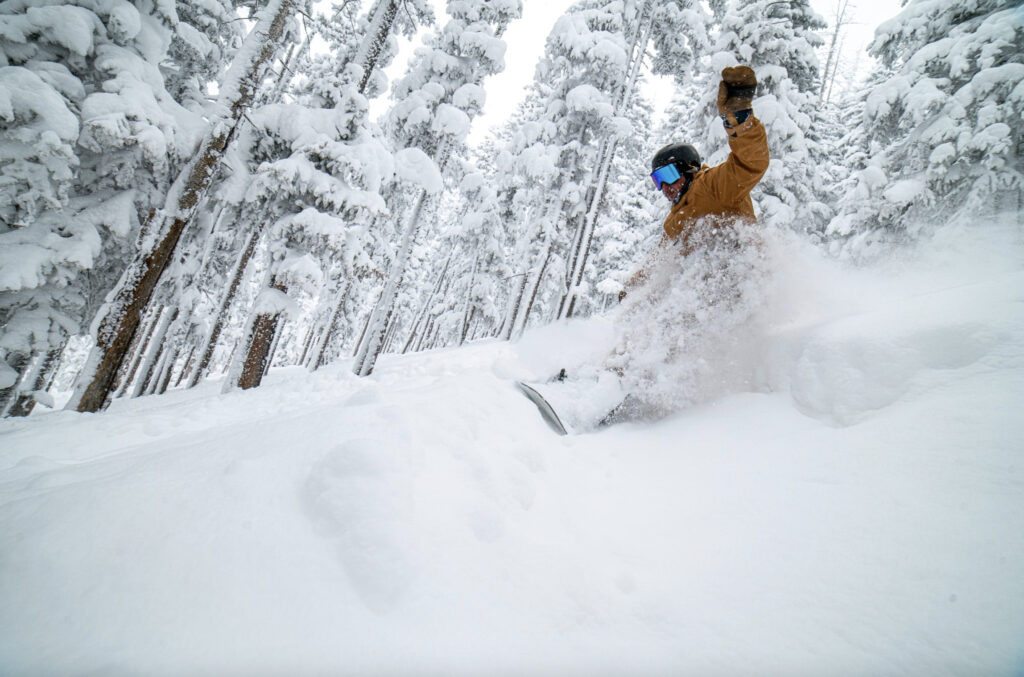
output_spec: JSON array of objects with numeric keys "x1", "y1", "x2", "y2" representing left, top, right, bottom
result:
[
  {"x1": 824, "y1": 32, "x2": 846, "y2": 105},
  {"x1": 502, "y1": 196, "x2": 559, "y2": 340},
  {"x1": 460, "y1": 307, "x2": 477, "y2": 346},
  {"x1": 262, "y1": 316, "x2": 286, "y2": 377},
  {"x1": 67, "y1": 0, "x2": 294, "y2": 413},
  {"x1": 352, "y1": 306, "x2": 374, "y2": 358},
  {"x1": 558, "y1": 138, "x2": 615, "y2": 319},
  {"x1": 818, "y1": 0, "x2": 851, "y2": 105},
  {"x1": 500, "y1": 273, "x2": 528, "y2": 341},
  {"x1": 237, "y1": 277, "x2": 289, "y2": 390},
  {"x1": 143, "y1": 346, "x2": 170, "y2": 396},
  {"x1": 381, "y1": 315, "x2": 400, "y2": 355},
  {"x1": 297, "y1": 325, "x2": 316, "y2": 366}
]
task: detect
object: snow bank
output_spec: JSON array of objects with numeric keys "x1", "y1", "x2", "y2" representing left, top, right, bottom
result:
[{"x1": 1, "y1": 217, "x2": 1022, "y2": 675}]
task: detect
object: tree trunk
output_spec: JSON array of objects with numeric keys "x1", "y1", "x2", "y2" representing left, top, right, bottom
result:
[
  {"x1": 143, "y1": 346, "x2": 170, "y2": 396},
  {"x1": 458, "y1": 256, "x2": 479, "y2": 346},
  {"x1": 188, "y1": 227, "x2": 263, "y2": 388},
  {"x1": 353, "y1": 190, "x2": 428, "y2": 376},
  {"x1": 558, "y1": 137, "x2": 617, "y2": 319},
  {"x1": 155, "y1": 344, "x2": 180, "y2": 395},
  {"x1": 516, "y1": 243, "x2": 553, "y2": 339},
  {"x1": 500, "y1": 273, "x2": 528, "y2": 341},
  {"x1": 356, "y1": 0, "x2": 400, "y2": 95},
  {"x1": 132, "y1": 307, "x2": 177, "y2": 398},
  {"x1": 237, "y1": 277, "x2": 288, "y2": 390},
  {"x1": 66, "y1": 0, "x2": 294, "y2": 413},
  {"x1": 174, "y1": 344, "x2": 197, "y2": 388},
  {"x1": 381, "y1": 314, "x2": 400, "y2": 355},
  {"x1": 824, "y1": 32, "x2": 846, "y2": 105},
  {"x1": 403, "y1": 251, "x2": 453, "y2": 353},
  {"x1": 3, "y1": 349, "x2": 59, "y2": 417},
  {"x1": 558, "y1": 4, "x2": 653, "y2": 320},
  {"x1": 113, "y1": 304, "x2": 160, "y2": 398},
  {"x1": 309, "y1": 281, "x2": 350, "y2": 370},
  {"x1": 262, "y1": 315, "x2": 286, "y2": 377},
  {"x1": 818, "y1": 0, "x2": 850, "y2": 105}
]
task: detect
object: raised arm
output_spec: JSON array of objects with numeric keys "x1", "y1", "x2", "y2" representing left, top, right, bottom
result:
[
  {"x1": 704, "y1": 66, "x2": 770, "y2": 205},
  {"x1": 703, "y1": 115, "x2": 770, "y2": 204}
]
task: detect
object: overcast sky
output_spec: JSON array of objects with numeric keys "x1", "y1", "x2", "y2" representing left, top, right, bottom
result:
[{"x1": 381, "y1": 0, "x2": 903, "y2": 146}]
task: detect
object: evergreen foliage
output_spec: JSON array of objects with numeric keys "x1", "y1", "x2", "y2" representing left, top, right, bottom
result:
[
  {"x1": 0, "y1": 0, "x2": 241, "y2": 411},
  {"x1": 678, "y1": 0, "x2": 830, "y2": 235},
  {"x1": 828, "y1": 0, "x2": 1024, "y2": 256}
]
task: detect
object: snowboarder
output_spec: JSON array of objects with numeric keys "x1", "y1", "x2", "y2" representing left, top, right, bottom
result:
[
  {"x1": 519, "y1": 66, "x2": 771, "y2": 433},
  {"x1": 623, "y1": 65, "x2": 770, "y2": 297}
]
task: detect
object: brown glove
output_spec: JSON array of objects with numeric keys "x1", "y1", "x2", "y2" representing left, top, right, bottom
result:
[{"x1": 717, "y1": 66, "x2": 757, "y2": 127}]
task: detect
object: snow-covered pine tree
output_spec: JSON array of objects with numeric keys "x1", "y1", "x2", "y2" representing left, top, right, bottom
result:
[
  {"x1": 827, "y1": 0, "x2": 1023, "y2": 256},
  {"x1": 487, "y1": 95, "x2": 565, "y2": 339},
  {"x1": 405, "y1": 161, "x2": 510, "y2": 350},
  {"x1": 0, "y1": 0, "x2": 241, "y2": 415},
  {"x1": 451, "y1": 166, "x2": 509, "y2": 344},
  {"x1": 555, "y1": 0, "x2": 657, "y2": 320},
  {"x1": 493, "y1": 0, "x2": 708, "y2": 329},
  {"x1": 675, "y1": 0, "x2": 830, "y2": 235},
  {"x1": 64, "y1": 0, "x2": 299, "y2": 412},
  {"x1": 352, "y1": 0, "x2": 523, "y2": 377},
  {"x1": 218, "y1": 0, "x2": 437, "y2": 390},
  {"x1": 584, "y1": 117, "x2": 663, "y2": 311}
]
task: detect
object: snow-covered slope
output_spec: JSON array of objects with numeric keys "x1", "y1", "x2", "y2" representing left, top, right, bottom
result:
[{"x1": 2, "y1": 220, "x2": 1023, "y2": 675}]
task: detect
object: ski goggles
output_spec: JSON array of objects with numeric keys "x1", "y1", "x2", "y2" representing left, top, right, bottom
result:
[{"x1": 650, "y1": 163, "x2": 681, "y2": 190}]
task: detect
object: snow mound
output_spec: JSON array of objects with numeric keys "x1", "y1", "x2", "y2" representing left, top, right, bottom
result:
[{"x1": 788, "y1": 281, "x2": 1010, "y2": 425}]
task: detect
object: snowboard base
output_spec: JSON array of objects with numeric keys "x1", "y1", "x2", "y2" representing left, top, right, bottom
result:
[{"x1": 516, "y1": 381, "x2": 570, "y2": 435}]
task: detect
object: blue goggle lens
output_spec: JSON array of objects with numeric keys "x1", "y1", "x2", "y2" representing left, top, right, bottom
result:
[{"x1": 651, "y1": 164, "x2": 682, "y2": 189}]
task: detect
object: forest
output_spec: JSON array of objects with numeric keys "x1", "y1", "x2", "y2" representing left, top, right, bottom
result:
[{"x1": 0, "y1": 0, "x2": 1021, "y2": 416}]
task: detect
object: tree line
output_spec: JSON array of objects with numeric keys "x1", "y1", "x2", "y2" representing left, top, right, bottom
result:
[{"x1": 1, "y1": 0, "x2": 1020, "y2": 416}]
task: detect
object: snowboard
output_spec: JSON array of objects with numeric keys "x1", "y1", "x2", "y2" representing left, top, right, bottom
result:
[
  {"x1": 516, "y1": 378, "x2": 639, "y2": 435},
  {"x1": 516, "y1": 381, "x2": 571, "y2": 435}
]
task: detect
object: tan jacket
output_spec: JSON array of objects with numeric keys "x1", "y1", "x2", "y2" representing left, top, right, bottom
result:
[
  {"x1": 627, "y1": 115, "x2": 770, "y2": 290},
  {"x1": 664, "y1": 115, "x2": 770, "y2": 254}
]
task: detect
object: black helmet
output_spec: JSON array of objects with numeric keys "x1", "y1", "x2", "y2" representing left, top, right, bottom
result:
[{"x1": 651, "y1": 143, "x2": 701, "y2": 175}]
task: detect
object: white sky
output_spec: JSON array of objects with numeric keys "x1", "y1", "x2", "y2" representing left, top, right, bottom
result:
[{"x1": 379, "y1": 0, "x2": 902, "y2": 146}]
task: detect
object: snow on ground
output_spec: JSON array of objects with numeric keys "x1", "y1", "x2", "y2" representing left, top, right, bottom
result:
[{"x1": 2, "y1": 219, "x2": 1023, "y2": 675}]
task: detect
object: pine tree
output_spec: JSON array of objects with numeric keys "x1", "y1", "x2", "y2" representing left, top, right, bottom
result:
[
  {"x1": 676, "y1": 0, "x2": 830, "y2": 235},
  {"x1": 0, "y1": 0, "x2": 241, "y2": 415},
  {"x1": 493, "y1": 0, "x2": 708, "y2": 329},
  {"x1": 65, "y1": 0, "x2": 299, "y2": 412},
  {"x1": 828, "y1": 0, "x2": 1023, "y2": 256},
  {"x1": 352, "y1": 0, "x2": 523, "y2": 376}
]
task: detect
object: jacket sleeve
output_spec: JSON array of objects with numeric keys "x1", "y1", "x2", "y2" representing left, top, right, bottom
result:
[{"x1": 704, "y1": 116, "x2": 770, "y2": 206}]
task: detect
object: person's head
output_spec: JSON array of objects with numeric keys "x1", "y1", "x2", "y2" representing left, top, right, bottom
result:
[{"x1": 650, "y1": 143, "x2": 701, "y2": 203}]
